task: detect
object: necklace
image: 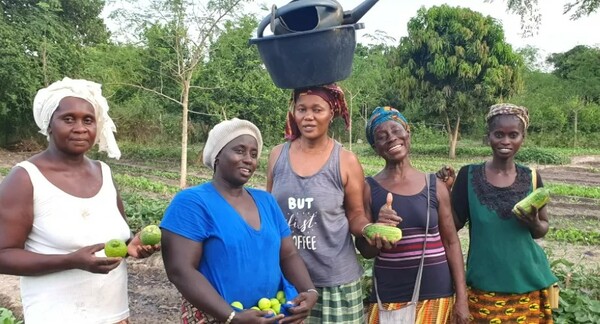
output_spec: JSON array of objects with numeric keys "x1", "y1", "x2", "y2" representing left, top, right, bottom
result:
[{"x1": 297, "y1": 138, "x2": 331, "y2": 154}]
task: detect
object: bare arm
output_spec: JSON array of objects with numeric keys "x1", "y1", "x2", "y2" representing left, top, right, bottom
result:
[
  {"x1": 436, "y1": 179, "x2": 470, "y2": 323},
  {"x1": 0, "y1": 167, "x2": 120, "y2": 276},
  {"x1": 266, "y1": 144, "x2": 284, "y2": 193},
  {"x1": 279, "y1": 237, "x2": 318, "y2": 323},
  {"x1": 340, "y1": 149, "x2": 371, "y2": 237},
  {"x1": 161, "y1": 229, "x2": 237, "y2": 321},
  {"x1": 355, "y1": 180, "x2": 380, "y2": 259},
  {"x1": 518, "y1": 205, "x2": 550, "y2": 239}
]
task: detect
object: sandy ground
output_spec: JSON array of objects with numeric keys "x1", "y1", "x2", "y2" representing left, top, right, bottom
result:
[{"x1": 0, "y1": 150, "x2": 598, "y2": 323}]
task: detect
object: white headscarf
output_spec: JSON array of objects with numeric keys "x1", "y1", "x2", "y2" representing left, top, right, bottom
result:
[{"x1": 33, "y1": 77, "x2": 121, "y2": 159}]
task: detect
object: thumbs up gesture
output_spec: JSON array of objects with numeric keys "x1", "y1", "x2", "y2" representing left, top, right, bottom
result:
[{"x1": 378, "y1": 192, "x2": 402, "y2": 226}]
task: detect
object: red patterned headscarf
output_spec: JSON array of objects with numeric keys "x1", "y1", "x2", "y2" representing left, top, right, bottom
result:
[{"x1": 284, "y1": 84, "x2": 350, "y2": 141}]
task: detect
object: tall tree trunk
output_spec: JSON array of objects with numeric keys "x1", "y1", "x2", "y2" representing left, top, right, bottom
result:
[
  {"x1": 42, "y1": 39, "x2": 48, "y2": 86},
  {"x1": 179, "y1": 78, "x2": 190, "y2": 188},
  {"x1": 573, "y1": 109, "x2": 578, "y2": 148},
  {"x1": 449, "y1": 116, "x2": 461, "y2": 159}
]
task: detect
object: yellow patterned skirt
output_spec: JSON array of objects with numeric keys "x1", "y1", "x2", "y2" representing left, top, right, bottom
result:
[
  {"x1": 365, "y1": 296, "x2": 454, "y2": 324},
  {"x1": 468, "y1": 287, "x2": 553, "y2": 324}
]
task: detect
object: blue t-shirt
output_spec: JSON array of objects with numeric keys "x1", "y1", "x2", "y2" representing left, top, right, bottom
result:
[{"x1": 160, "y1": 182, "x2": 292, "y2": 309}]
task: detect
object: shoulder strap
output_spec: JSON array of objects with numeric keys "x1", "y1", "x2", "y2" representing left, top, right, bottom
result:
[{"x1": 531, "y1": 168, "x2": 537, "y2": 189}]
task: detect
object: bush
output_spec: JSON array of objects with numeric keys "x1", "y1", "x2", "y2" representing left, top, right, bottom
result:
[
  {"x1": 0, "y1": 307, "x2": 22, "y2": 324},
  {"x1": 515, "y1": 147, "x2": 569, "y2": 165},
  {"x1": 551, "y1": 259, "x2": 600, "y2": 323}
]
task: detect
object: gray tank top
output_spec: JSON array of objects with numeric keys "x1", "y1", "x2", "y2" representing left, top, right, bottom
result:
[{"x1": 271, "y1": 141, "x2": 363, "y2": 287}]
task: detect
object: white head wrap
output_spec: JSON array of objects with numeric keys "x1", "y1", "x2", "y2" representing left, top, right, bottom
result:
[
  {"x1": 202, "y1": 118, "x2": 263, "y2": 170},
  {"x1": 33, "y1": 77, "x2": 121, "y2": 159}
]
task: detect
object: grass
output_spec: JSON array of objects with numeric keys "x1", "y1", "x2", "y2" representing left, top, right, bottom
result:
[{"x1": 547, "y1": 183, "x2": 600, "y2": 199}]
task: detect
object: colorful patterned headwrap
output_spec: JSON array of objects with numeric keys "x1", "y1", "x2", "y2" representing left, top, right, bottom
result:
[
  {"x1": 486, "y1": 103, "x2": 530, "y2": 130},
  {"x1": 284, "y1": 84, "x2": 350, "y2": 141},
  {"x1": 366, "y1": 106, "x2": 410, "y2": 147}
]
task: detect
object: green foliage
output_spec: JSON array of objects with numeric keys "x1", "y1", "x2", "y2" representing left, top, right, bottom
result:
[
  {"x1": 547, "y1": 45, "x2": 600, "y2": 104},
  {"x1": 551, "y1": 259, "x2": 600, "y2": 323},
  {"x1": 515, "y1": 147, "x2": 569, "y2": 164},
  {"x1": 121, "y1": 192, "x2": 169, "y2": 232},
  {"x1": 546, "y1": 184, "x2": 600, "y2": 199},
  {"x1": 391, "y1": 5, "x2": 524, "y2": 157},
  {"x1": 193, "y1": 15, "x2": 288, "y2": 145},
  {"x1": 114, "y1": 174, "x2": 179, "y2": 195},
  {"x1": 0, "y1": 0, "x2": 109, "y2": 146},
  {"x1": 547, "y1": 228, "x2": 600, "y2": 245},
  {"x1": 0, "y1": 308, "x2": 22, "y2": 324}
]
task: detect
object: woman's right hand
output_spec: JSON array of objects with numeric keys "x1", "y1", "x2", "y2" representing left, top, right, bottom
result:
[
  {"x1": 69, "y1": 243, "x2": 122, "y2": 274},
  {"x1": 377, "y1": 193, "x2": 402, "y2": 226},
  {"x1": 436, "y1": 165, "x2": 456, "y2": 190}
]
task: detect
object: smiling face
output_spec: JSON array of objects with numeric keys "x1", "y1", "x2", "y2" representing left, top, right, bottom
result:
[
  {"x1": 48, "y1": 96, "x2": 97, "y2": 156},
  {"x1": 293, "y1": 94, "x2": 334, "y2": 140},
  {"x1": 487, "y1": 115, "x2": 525, "y2": 160},
  {"x1": 373, "y1": 120, "x2": 410, "y2": 162},
  {"x1": 214, "y1": 134, "x2": 259, "y2": 187}
]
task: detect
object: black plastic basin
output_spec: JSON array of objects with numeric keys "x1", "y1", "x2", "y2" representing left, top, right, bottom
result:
[{"x1": 249, "y1": 23, "x2": 364, "y2": 89}]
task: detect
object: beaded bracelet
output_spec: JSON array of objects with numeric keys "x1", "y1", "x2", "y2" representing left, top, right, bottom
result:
[{"x1": 224, "y1": 310, "x2": 236, "y2": 324}]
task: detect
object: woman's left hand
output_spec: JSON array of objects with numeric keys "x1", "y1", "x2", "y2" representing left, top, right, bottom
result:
[
  {"x1": 515, "y1": 205, "x2": 541, "y2": 227},
  {"x1": 452, "y1": 299, "x2": 471, "y2": 324},
  {"x1": 127, "y1": 233, "x2": 161, "y2": 259},
  {"x1": 279, "y1": 290, "x2": 319, "y2": 323}
]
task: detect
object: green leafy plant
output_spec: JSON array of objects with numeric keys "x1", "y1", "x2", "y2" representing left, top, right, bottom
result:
[
  {"x1": 0, "y1": 308, "x2": 22, "y2": 324},
  {"x1": 121, "y1": 192, "x2": 169, "y2": 232},
  {"x1": 515, "y1": 147, "x2": 569, "y2": 164},
  {"x1": 547, "y1": 228, "x2": 600, "y2": 245},
  {"x1": 546, "y1": 183, "x2": 600, "y2": 199},
  {"x1": 551, "y1": 258, "x2": 600, "y2": 323}
]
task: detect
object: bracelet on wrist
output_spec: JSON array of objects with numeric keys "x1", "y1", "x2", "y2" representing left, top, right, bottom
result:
[
  {"x1": 307, "y1": 288, "x2": 319, "y2": 296},
  {"x1": 224, "y1": 310, "x2": 236, "y2": 324}
]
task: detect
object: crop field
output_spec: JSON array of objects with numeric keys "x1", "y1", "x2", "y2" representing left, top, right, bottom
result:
[{"x1": 1, "y1": 143, "x2": 599, "y2": 323}]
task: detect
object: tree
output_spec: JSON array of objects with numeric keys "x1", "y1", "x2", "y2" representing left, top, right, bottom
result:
[
  {"x1": 108, "y1": 0, "x2": 249, "y2": 188},
  {"x1": 490, "y1": 0, "x2": 599, "y2": 35},
  {"x1": 341, "y1": 43, "x2": 395, "y2": 148},
  {"x1": 0, "y1": 0, "x2": 108, "y2": 146},
  {"x1": 193, "y1": 15, "x2": 288, "y2": 145},
  {"x1": 547, "y1": 45, "x2": 600, "y2": 146},
  {"x1": 547, "y1": 45, "x2": 600, "y2": 104},
  {"x1": 392, "y1": 5, "x2": 524, "y2": 158}
]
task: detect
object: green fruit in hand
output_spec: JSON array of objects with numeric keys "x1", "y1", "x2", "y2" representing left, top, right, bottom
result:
[
  {"x1": 364, "y1": 224, "x2": 403, "y2": 243},
  {"x1": 140, "y1": 224, "x2": 161, "y2": 245},
  {"x1": 251, "y1": 306, "x2": 260, "y2": 311},
  {"x1": 276, "y1": 290, "x2": 286, "y2": 304},
  {"x1": 271, "y1": 303, "x2": 281, "y2": 314},
  {"x1": 512, "y1": 188, "x2": 551, "y2": 218},
  {"x1": 258, "y1": 297, "x2": 271, "y2": 310},
  {"x1": 105, "y1": 239, "x2": 127, "y2": 257},
  {"x1": 230, "y1": 301, "x2": 243, "y2": 309},
  {"x1": 270, "y1": 298, "x2": 280, "y2": 306}
]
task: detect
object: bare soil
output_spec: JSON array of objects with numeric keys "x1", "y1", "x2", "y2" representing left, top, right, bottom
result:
[{"x1": 0, "y1": 149, "x2": 599, "y2": 323}]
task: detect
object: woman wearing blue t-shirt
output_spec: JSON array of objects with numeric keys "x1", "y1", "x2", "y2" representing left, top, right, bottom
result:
[{"x1": 161, "y1": 119, "x2": 317, "y2": 324}]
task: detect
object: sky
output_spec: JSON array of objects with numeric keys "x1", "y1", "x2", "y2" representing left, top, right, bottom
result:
[{"x1": 253, "y1": 0, "x2": 600, "y2": 58}]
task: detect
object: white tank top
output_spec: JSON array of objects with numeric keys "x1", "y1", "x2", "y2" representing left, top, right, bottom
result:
[{"x1": 17, "y1": 160, "x2": 131, "y2": 324}]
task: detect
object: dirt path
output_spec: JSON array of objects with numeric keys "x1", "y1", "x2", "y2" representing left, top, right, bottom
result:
[{"x1": 1, "y1": 150, "x2": 599, "y2": 323}]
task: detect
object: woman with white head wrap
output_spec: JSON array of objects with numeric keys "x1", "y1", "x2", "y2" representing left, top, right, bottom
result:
[
  {"x1": 0, "y1": 78, "x2": 159, "y2": 323},
  {"x1": 33, "y1": 77, "x2": 121, "y2": 159}
]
